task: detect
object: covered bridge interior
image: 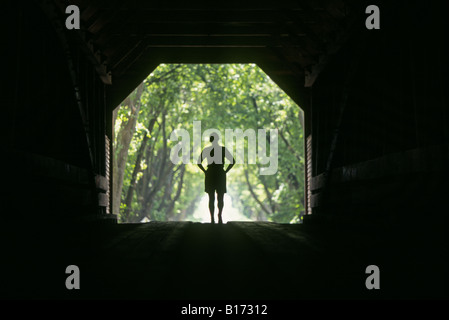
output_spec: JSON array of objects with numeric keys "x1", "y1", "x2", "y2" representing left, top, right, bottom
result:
[{"x1": 2, "y1": 0, "x2": 448, "y2": 299}]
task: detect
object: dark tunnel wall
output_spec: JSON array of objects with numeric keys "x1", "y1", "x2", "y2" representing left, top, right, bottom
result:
[
  {"x1": 4, "y1": 1, "x2": 111, "y2": 222},
  {"x1": 309, "y1": 1, "x2": 449, "y2": 223},
  {"x1": 6, "y1": 1, "x2": 88, "y2": 167}
]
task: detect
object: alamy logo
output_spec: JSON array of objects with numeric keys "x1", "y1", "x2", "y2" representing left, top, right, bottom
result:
[
  {"x1": 365, "y1": 265, "x2": 380, "y2": 289},
  {"x1": 365, "y1": 5, "x2": 380, "y2": 30},
  {"x1": 65, "y1": 265, "x2": 80, "y2": 290},
  {"x1": 65, "y1": 5, "x2": 80, "y2": 30},
  {"x1": 169, "y1": 121, "x2": 278, "y2": 175}
]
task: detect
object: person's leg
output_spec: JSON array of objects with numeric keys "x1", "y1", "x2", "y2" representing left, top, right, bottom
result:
[
  {"x1": 208, "y1": 191, "x2": 216, "y2": 223},
  {"x1": 217, "y1": 192, "x2": 224, "y2": 224}
]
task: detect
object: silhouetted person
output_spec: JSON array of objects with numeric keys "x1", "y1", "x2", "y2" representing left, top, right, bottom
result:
[{"x1": 198, "y1": 133, "x2": 235, "y2": 224}]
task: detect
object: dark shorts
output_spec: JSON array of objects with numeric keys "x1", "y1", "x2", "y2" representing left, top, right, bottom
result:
[{"x1": 205, "y1": 165, "x2": 226, "y2": 194}]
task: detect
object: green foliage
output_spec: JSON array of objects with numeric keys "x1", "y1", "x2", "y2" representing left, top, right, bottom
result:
[{"x1": 114, "y1": 64, "x2": 305, "y2": 223}]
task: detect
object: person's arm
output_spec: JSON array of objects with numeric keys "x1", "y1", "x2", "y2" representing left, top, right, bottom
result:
[
  {"x1": 224, "y1": 147, "x2": 235, "y2": 173},
  {"x1": 197, "y1": 151, "x2": 206, "y2": 173}
]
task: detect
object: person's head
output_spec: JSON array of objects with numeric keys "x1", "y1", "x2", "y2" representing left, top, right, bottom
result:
[{"x1": 209, "y1": 132, "x2": 219, "y2": 144}]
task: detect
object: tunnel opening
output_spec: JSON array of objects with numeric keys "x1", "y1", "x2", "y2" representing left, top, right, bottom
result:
[{"x1": 112, "y1": 64, "x2": 305, "y2": 224}]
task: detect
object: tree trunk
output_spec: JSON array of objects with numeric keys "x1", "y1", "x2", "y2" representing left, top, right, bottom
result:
[
  {"x1": 122, "y1": 117, "x2": 157, "y2": 222},
  {"x1": 132, "y1": 112, "x2": 171, "y2": 222},
  {"x1": 166, "y1": 165, "x2": 185, "y2": 220},
  {"x1": 156, "y1": 168, "x2": 176, "y2": 214},
  {"x1": 279, "y1": 129, "x2": 302, "y2": 163},
  {"x1": 298, "y1": 109, "x2": 304, "y2": 130},
  {"x1": 257, "y1": 171, "x2": 276, "y2": 214},
  {"x1": 112, "y1": 82, "x2": 145, "y2": 216},
  {"x1": 244, "y1": 167, "x2": 272, "y2": 217}
]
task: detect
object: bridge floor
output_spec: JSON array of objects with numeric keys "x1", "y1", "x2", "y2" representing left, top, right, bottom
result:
[{"x1": 1, "y1": 220, "x2": 447, "y2": 299}]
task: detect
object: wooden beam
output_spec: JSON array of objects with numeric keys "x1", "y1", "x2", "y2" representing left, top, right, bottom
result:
[
  {"x1": 85, "y1": 0, "x2": 125, "y2": 34},
  {"x1": 113, "y1": 41, "x2": 148, "y2": 78},
  {"x1": 143, "y1": 35, "x2": 290, "y2": 47},
  {"x1": 149, "y1": 35, "x2": 276, "y2": 46},
  {"x1": 105, "y1": 37, "x2": 143, "y2": 69},
  {"x1": 125, "y1": 10, "x2": 308, "y2": 24},
  {"x1": 80, "y1": 0, "x2": 110, "y2": 22},
  {"x1": 95, "y1": 22, "x2": 312, "y2": 45},
  {"x1": 110, "y1": 39, "x2": 145, "y2": 70},
  {"x1": 83, "y1": 38, "x2": 112, "y2": 84},
  {"x1": 121, "y1": 1, "x2": 306, "y2": 11},
  {"x1": 138, "y1": 47, "x2": 270, "y2": 64},
  {"x1": 107, "y1": 55, "x2": 159, "y2": 111}
]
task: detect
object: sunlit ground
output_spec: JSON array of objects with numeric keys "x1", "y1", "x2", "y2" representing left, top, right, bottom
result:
[{"x1": 192, "y1": 194, "x2": 252, "y2": 223}]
